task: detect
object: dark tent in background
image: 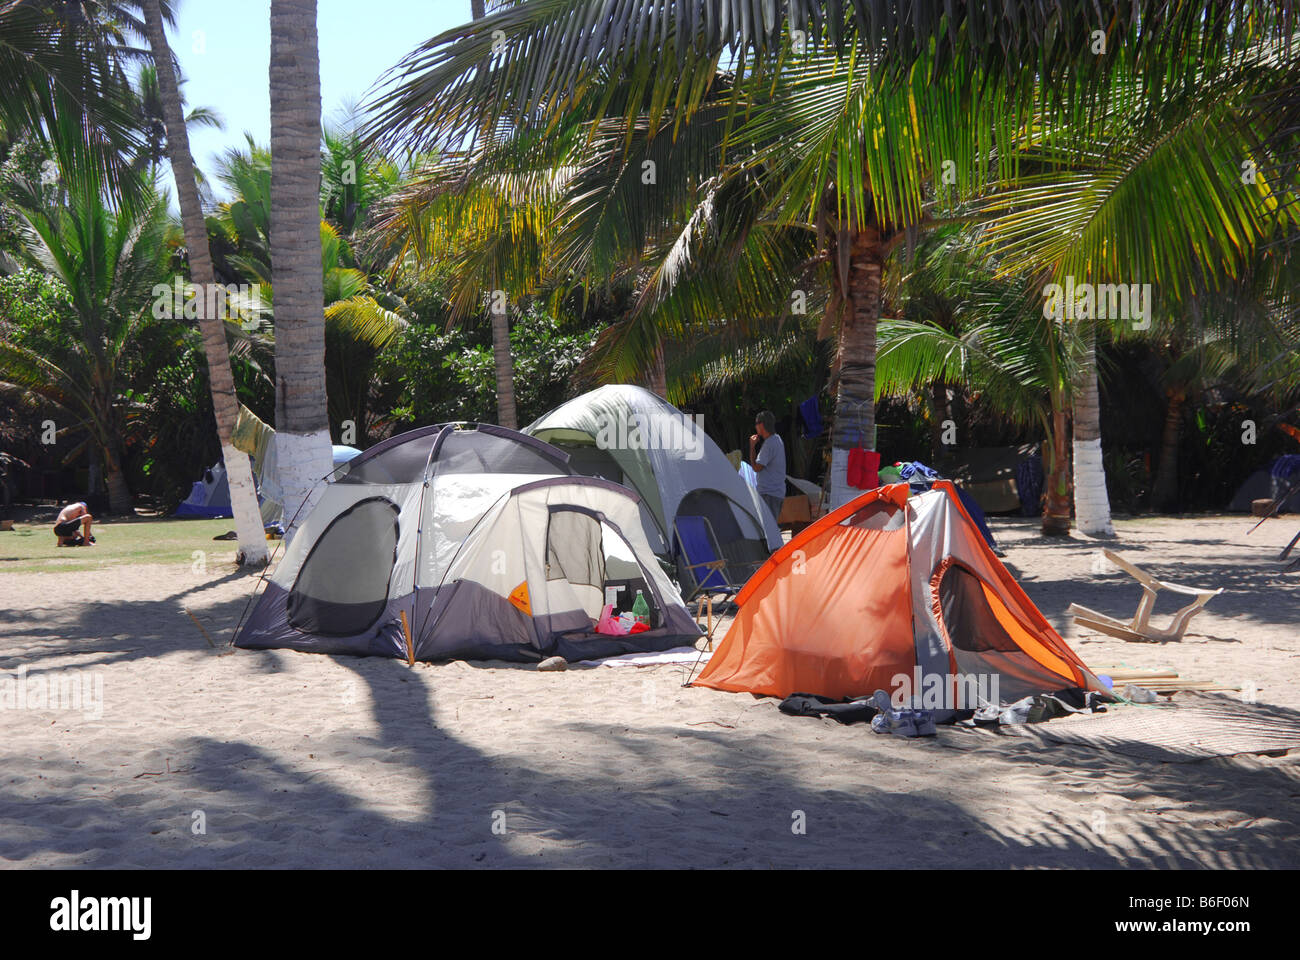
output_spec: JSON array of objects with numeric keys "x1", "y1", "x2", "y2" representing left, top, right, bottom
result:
[
  {"x1": 1229, "y1": 456, "x2": 1300, "y2": 514},
  {"x1": 175, "y1": 446, "x2": 362, "y2": 519},
  {"x1": 936, "y1": 444, "x2": 1041, "y2": 515}
]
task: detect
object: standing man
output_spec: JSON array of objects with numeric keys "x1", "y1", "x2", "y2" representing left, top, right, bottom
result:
[{"x1": 750, "y1": 410, "x2": 786, "y2": 525}]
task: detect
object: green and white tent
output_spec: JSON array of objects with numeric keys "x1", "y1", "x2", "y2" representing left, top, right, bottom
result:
[{"x1": 525, "y1": 386, "x2": 782, "y2": 566}]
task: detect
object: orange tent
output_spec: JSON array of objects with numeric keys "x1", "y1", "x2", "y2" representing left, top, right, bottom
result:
[{"x1": 693, "y1": 482, "x2": 1103, "y2": 707}]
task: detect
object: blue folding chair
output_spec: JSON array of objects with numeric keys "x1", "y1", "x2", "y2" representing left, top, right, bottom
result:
[{"x1": 674, "y1": 515, "x2": 764, "y2": 648}]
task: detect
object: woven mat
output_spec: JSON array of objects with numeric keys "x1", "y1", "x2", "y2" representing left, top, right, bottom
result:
[{"x1": 1012, "y1": 693, "x2": 1300, "y2": 763}]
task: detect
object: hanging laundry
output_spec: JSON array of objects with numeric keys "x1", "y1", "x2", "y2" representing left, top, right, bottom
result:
[{"x1": 798, "y1": 396, "x2": 824, "y2": 438}]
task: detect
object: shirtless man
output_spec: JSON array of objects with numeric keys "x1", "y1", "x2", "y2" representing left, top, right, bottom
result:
[{"x1": 53, "y1": 501, "x2": 95, "y2": 546}]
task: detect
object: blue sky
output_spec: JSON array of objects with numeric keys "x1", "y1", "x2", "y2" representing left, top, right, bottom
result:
[{"x1": 169, "y1": 0, "x2": 470, "y2": 199}]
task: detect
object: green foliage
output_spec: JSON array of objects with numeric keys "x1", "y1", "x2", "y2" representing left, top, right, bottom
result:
[
  {"x1": 0, "y1": 161, "x2": 190, "y2": 508},
  {"x1": 383, "y1": 298, "x2": 595, "y2": 429},
  {"x1": 0, "y1": 267, "x2": 74, "y2": 352}
]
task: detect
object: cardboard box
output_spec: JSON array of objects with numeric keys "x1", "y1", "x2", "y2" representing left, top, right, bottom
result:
[{"x1": 778, "y1": 494, "x2": 812, "y2": 528}]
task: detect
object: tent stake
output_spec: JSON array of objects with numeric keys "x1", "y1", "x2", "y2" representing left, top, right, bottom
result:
[
  {"x1": 185, "y1": 608, "x2": 216, "y2": 648},
  {"x1": 400, "y1": 610, "x2": 415, "y2": 666}
]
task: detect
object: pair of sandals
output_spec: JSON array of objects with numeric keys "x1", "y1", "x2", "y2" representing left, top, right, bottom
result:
[{"x1": 868, "y1": 689, "x2": 938, "y2": 737}]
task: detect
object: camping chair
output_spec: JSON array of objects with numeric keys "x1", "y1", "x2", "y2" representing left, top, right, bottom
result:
[
  {"x1": 1066, "y1": 548, "x2": 1223, "y2": 642},
  {"x1": 674, "y1": 515, "x2": 760, "y2": 649}
]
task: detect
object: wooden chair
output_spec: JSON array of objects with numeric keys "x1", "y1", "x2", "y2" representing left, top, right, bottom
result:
[{"x1": 1067, "y1": 548, "x2": 1222, "y2": 642}]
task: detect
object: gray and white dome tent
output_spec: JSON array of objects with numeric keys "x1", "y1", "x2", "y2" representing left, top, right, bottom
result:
[
  {"x1": 234, "y1": 422, "x2": 700, "y2": 663},
  {"x1": 525, "y1": 385, "x2": 782, "y2": 569}
]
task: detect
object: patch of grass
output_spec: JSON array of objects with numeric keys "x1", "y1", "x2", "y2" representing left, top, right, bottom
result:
[{"x1": 0, "y1": 517, "x2": 258, "y2": 573}]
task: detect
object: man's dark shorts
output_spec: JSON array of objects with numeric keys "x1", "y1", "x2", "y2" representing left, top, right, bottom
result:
[{"x1": 54, "y1": 519, "x2": 81, "y2": 537}]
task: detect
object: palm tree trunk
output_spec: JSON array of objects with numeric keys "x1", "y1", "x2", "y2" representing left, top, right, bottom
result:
[
  {"x1": 1152, "y1": 389, "x2": 1185, "y2": 511},
  {"x1": 103, "y1": 441, "x2": 133, "y2": 515},
  {"x1": 91, "y1": 380, "x2": 135, "y2": 515},
  {"x1": 143, "y1": 0, "x2": 267, "y2": 566},
  {"x1": 1070, "y1": 325, "x2": 1115, "y2": 537},
  {"x1": 827, "y1": 227, "x2": 884, "y2": 509},
  {"x1": 270, "y1": 0, "x2": 334, "y2": 531},
  {"x1": 490, "y1": 305, "x2": 517, "y2": 429},
  {"x1": 1042, "y1": 390, "x2": 1072, "y2": 536},
  {"x1": 473, "y1": 1, "x2": 519, "y2": 429}
]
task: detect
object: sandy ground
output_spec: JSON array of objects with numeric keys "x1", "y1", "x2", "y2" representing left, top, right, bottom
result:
[{"x1": 2, "y1": 513, "x2": 1298, "y2": 869}]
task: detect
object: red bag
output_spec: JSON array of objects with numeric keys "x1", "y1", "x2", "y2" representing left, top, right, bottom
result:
[
  {"x1": 846, "y1": 448, "x2": 863, "y2": 488},
  {"x1": 847, "y1": 449, "x2": 880, "y2": 489}
]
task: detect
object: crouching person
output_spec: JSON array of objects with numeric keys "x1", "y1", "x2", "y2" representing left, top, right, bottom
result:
[{"x1": 53, "y1": 501, "x2": 95, "y2": 546}]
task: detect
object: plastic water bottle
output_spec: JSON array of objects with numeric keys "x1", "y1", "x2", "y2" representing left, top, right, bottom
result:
[{"x1": 632, "y1": 589, "x2": 649, "y2": 627}]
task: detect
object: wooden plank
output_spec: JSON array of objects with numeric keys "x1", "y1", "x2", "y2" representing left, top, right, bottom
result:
[{"x1": 1098, "y1": 669, "x2": 1180, "y2": 680}]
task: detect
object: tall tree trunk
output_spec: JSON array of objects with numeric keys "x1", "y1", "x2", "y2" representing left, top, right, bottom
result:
[
  {"x1": 491, "y1": 304, "x2": 517, "y2": 428},
  {"x1": 103, "y1": 440, "x2": 133, "y2": 515},
  {"x1": 92, "y1": 378, "x2": 134, "y2": 514},
  {"x1": 1042, "y1": 390, "x2": 1072, "y2": 536},
  {"x1": 1152, "y1": 388, "x2": 1185, "y2": 511},
  {"x1": 270, "y1": 0, "x2": 333, "y2": 532},
  {"x1": 827, "y1": 225, "x2": 884, "y2": 509},
  {"x1": 1070, "y1": 324, "x2": 1115, "y2": 537},
  {"x1": 473, "y1": 0, "x2": 518, "y2": 429},
  {"x1": 143, "y1": 0, "x2": 267, "y2": 565}
]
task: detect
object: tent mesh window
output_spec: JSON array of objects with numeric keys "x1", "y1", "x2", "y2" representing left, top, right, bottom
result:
[
  {"x1": 562, "y1": 444, "x2": 626, "y2": 484},
  {"x1": 936, "y1": 563, "x2": 1025, "y2": 654},
  {"x1": 843, "y1": 500, "x2": 905, "y2": 531},
  {"x1": 432, "y1": 430, "x2": 566, "y2": 477},
  {"x1": 342, "y1": 428, "x2": 566, "y2": 485},
  {"x1": 545, "y1": 508, "x2": 605, "y2": 589},
  {"x1": 287, "y1": 497, "x2": 400, "y2": 636}
]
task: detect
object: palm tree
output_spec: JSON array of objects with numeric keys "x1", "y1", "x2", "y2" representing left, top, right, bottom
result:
[
  {"x1": 129, "y1": 62, "x2": 223, "y2": 173},
  {"x1": 0, "y1": 0, "x2": 151, "y2": 202},
  {"x1": 374, "y1": 144, "x2": 567, "y2": 431},
  {"x1": 268, "y1": 0, "x2": 333, "y2": 528},
  {"x1": 0, "y1": 168, "x2": 179, "y2": 513},
  {"x1": 876, "y1": 230, "x2": 1080, "y2": 533},
  {"x1": 367, "y1": 1, "x2": 1295, "y2": 509},
  {"x1": 470, "y1": 0, "x2": 518, "y2": 428},
  {"x1": 320, "y1": 124, "x2": 399, "y2": 256},
  {"x1": 1149, "y1": 260, "x2": 1300, "y2": 510},
  {"x1": 978, "y1": 34, "x2": 1300, "y2": 531},
  {"x1": 207, "y1": 139, "x2": 406, "y2": 441},
  {"x1": 372, "y1": 40, "x2": 988, "y2": 497},
  {"x1": 140, "y1": 0, "x2": 268, "y2": 564}
]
